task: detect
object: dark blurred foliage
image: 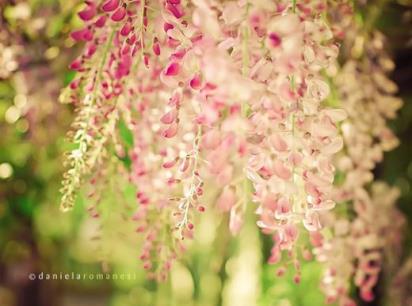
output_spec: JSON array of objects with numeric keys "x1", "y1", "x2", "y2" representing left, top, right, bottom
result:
[
  {"x1": 377, "y1": 0, "x2": 412, "y2": 259},
  {"x1": 371, "y1": 1, "x2": 412, "y2": 305}
]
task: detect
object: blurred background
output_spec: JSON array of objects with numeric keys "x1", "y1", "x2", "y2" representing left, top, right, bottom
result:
[{"x1": 0, "y1": 1, "x2": 411, "y2": 306}]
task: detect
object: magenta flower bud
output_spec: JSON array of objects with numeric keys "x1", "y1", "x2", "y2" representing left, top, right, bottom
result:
[
  {"x1": 83, "y1": 29, "x2": 93, "y2": 41},
  {"x1": 69, "y1": 59, "x2": 82, "y2": 71},
  {"x1": 268, "y1": 32, "x2": 281, "y2": 47},
  {"x1": 166, "y1": 3, "x2": 184, "y2": 19},
  {"x1": 164, "y1": 22, "x2": 174, "y2": 33},
  {"x1": 111, "y1": 7, "x2": 126, "y2": 22},
  {"x1": 102, "y1": 0, "x2": 119, "y2": 12},
  {"x1": 69, "y1": 79, "x2": 80, "y2": 90},
  {"x1": 164, "y1": 62, "x2": 180, "y2": 76},
  {"x1": 94, "y1": 15, "x2": 106, "y2": 28},
  {"x1": 171, "y1": 49, "x2": 186, "y2": 60},
  {"x1": 144, "y1": 54, "x2": 149, "y2": 68},
  {"x1": 152, "y1": 38, "x2": 161, "y2": 56},
  {"x1": 70, "y1": 28, "x2": 90, "y2": 42},
  {"x1": 167, "y1": 0, "x2": 181, "y2": 4},
  {"x1": 127, "y1": 34, "x2": 136, "y2": 45},
  {"x1": 70, "y1": 30, "x2": 83, "y2": 41},
  {"x1": 121, "y1": 44, "x2": 130, "y2": 55},
  {"x1": 85, "y1": 43, "x2": 97, "y2": 57},
  {"x1": 78, "y1": 5, "x2": 96, "y2": 21},
  {"x1": 189, "y1": 74, "x2": 201, "y2": 90},
  {"x1": 120, "y1": 22, "x2": 132, "y2": 36}
]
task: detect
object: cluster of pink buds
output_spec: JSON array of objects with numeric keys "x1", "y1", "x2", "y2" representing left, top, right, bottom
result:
[
  {"x1": 60, "y1": 1, "x2": 404, "y2": 299},
  {"x1": 61, "y1": 0, "x2": 346, "y2": 279},
  {"x1": 314, "y1": 26, "x2": 404, "y2": 304},
  {"x1": 316, "y1": 183, "x2": 404, "y2": 305},
  {"x1": 243, "y1": 3, "x2": 344, "y2": 279}
]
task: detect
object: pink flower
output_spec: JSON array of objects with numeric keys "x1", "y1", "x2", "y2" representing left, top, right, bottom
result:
[
  {"x1": 120, "y1": 22, "x2": 132, "y2": 36},
  {"x1": 70, "y1": 28, "x2": 93, "y2": 42},
  {"x1": 61, "y1": 0, "x2": 369, "y2": 287},
  {"x1": 164, "y1": 62, "x2": 180, "y2": 76},
  {"x1": 78, "y1": 4, "x2": 96, "y2": 21},
  {"x1": 162, "y1": 122, "x2": 178, "y2": 138},
  {"x1": 166, "y1": 3, "x2": 184, "y2": 19},
  {"x1": 95, "y1": 15, "x2": 106, "y2": 28},
  {"x1": 268, "y1": 32, "x2": 282, "y2": 47},
  {"x1": 152, "y1": 38, "x2": 161, "y2": 56},
  {"x1": 160, "y1": 109, "x2": 177, "y2": 124},
  {"x1": 102, "y1": 0, "x2": 119, "y2": 12},
  {"x1": 111, "y1": 7, "x2": 126, "y2": 22},
  {"x1": 190, "y1": 74, "x2": 202, "y2": 89},
  {"x1": 162, "y1": 157, "x2": 178, "y2": 169}
]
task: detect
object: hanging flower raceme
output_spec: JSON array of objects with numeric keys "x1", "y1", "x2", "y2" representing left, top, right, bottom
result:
[
  {"x1": 241, "y1": 2, "x2": 344, "y2": 277},
  {"x1": 316, "y1": 182, "x2": 404, "y2": 306},
  {"x1": 314, "y1": 28, "x2": 404, "y2": 305},
  {"x1": 60, "y1": 0, "x2": 361, "y2": 283}
]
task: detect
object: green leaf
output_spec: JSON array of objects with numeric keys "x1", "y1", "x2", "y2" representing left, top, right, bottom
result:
[
  {"x1": 119, "y1": 119, "x2": 134, "y2": 148},
  {"x1": 63, "y1": 70, "x2": 77, "y2": 86}
]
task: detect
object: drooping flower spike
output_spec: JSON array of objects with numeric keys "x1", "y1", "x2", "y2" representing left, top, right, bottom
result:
[{"x1": 59, "y1": 0, "x2": 404, "y2": 302}]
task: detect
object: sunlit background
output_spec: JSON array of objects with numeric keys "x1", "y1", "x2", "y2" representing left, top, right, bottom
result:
[{"x1": 1, "y1": 1, "x2": 412, "y2": 306}]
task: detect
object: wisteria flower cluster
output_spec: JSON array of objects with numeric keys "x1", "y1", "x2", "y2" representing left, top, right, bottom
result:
[
  {"x1": 59, "y1": 0, "x2": 405, "y2": 303},
  {"x1": 314, "y1": 29, "x2": 405, "y2": 305}
]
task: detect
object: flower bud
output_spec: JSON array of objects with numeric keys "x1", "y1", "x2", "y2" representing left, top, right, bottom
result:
[
  {"x1": 102, "y1": 0, "x2": 119, "y2": 12},
  {"x1": 111, "y1": 7, "x2": 126, "y2": 22}
]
